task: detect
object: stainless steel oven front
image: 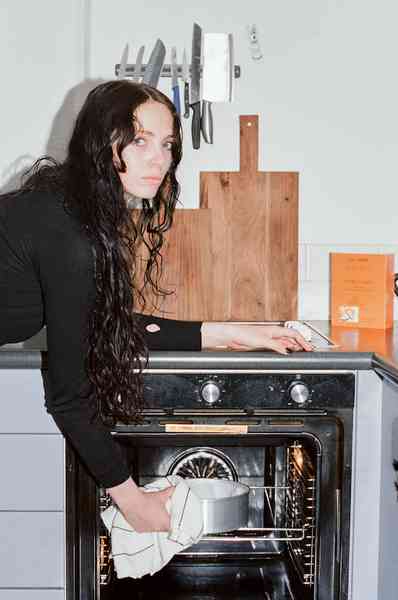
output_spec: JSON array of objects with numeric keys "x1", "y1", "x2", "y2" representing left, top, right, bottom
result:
[{"x1": 66, "y1": 369, "x2": 355, "y2": 600}]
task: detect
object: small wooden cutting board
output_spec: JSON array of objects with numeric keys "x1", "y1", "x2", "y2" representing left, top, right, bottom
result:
[{"x1": 135, "y1": 208, "x2": 212, "y2": 321}]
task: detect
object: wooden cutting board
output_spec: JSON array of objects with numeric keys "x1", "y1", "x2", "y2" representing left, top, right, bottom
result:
[
  {"x1": 137, "y1": 114, "x2": 298, "y2": 322},
  {"x1": 135, "y1": 208, "x2": 212, "y2": 321},
  {"x1": 200, "y1": 115, "x2": 298, "y2": 321}
]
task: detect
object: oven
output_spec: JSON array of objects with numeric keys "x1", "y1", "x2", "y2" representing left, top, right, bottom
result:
[{"x1": 66, "y1": 368, "x2": 355, "y2": 600}]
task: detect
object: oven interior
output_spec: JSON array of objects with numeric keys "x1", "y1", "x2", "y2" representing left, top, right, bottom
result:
[{"x1": 98, "y1": 433, "x2": 323, "y2": 600}]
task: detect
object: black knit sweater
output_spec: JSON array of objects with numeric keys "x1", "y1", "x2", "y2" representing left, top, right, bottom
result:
[{"x1": 0, "y1": 191, "x2": 202, "y2": 487}]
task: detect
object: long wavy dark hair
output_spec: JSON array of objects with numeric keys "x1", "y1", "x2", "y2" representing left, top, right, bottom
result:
[{"x1": 18, "y1": 80, "x2": 183, "y2": 422}]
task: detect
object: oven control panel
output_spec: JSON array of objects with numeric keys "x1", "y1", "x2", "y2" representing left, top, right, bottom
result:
[{"x1": 142, "y1": 372, "x2": 355, "y2": 411}]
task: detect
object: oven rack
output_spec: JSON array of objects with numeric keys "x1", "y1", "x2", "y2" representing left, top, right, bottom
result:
[
  {"x1": 99, "y1": 483, "x2": 311, "y2": 543},
  {"x1": 184, "y1": 485, "x2": 310, "y2": 544},
  {"x1": 99, "y1": 477, "x2": 315, "y2": 586},
  {"x1": 176, "y1": 476, "x2": 316, "y2": 586},
  {"x1": 192, "y1": 525, "x2": 309, "y2": 543}
]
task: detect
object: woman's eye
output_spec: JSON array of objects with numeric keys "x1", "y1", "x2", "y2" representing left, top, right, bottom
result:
[
  {"x1": 164, "y1": 141, "x2": 174, "y2": 150},
  {"x1": 133, "y1": 137, "x2": 145, "y2": 146}
]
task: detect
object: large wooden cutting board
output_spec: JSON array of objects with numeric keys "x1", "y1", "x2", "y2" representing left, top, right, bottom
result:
[
  {"x1": 137, "y1": 114, "x2": 298, "y2": 322},
  {"x1": 200, "y1": 115, "x2": 298, "y2": 321},
  {"x1": 135, "y1": 208, "x2": 212, "y2": 321}
]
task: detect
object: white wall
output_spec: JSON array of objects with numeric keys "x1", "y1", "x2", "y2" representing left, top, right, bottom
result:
[
  {"x1": 0, "y1": 4, "x2": 83, "y2": 593},
  {"x1": 1, "y1": 0, "x2": 397, "y2": 319},
  {"x1": 0, "y1": 0, "x2": 87, "y2": 187}
]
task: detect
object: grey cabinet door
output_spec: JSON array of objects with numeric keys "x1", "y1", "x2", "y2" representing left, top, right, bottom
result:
[
  {"x1": 0, "y1": 370, "x2": 64, "y2": 590},
  {"x1": 378, "y1": 375, "x2": 398, "y2": 600},
  {"x1": 0, "y1": 513, "x2": 64, "y2": 588},
  {"x1": 351, "y1": 370, "x2": 398, "y2": 600}
]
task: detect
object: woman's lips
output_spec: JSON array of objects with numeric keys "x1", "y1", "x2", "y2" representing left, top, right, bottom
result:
[{"x1": 142, "y1": 177, "x2": 162, "y2": 184}]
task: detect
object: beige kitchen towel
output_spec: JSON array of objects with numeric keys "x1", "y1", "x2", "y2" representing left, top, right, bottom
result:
[{"x1": 101, "y1": 475, "x2": 204, "y2": 579}]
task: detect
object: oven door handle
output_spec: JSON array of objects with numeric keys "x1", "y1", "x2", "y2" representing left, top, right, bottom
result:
[
  {"x1": 332, "y1": 488, "x2": 342, "y2": 598},
  {"x1": 335, "y1": 488, "x2": 341, "y2": 565}
]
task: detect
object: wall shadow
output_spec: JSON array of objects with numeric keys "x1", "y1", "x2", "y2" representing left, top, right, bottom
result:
[
  {"x1": 0, "y1": 78, "x2": 105, "y2": 194},
  {"x1": 0, "y1": 78, "x2": 106, "y2": 349}
]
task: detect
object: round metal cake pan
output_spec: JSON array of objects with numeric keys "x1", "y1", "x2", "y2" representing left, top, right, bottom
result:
[{"x1": 185, "y1": 478, "x2": 249, "y2": 534}]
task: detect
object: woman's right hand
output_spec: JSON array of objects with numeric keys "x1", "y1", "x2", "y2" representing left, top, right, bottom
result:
[
  {"x1": 107, "y1": 477, "x2": 175, "y2": 533},
  {"x1": 121, "y1": 486, "x2": 175, "y2": 533}
]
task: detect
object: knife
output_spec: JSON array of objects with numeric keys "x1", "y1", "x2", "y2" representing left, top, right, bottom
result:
[
  {"x1": 182, "y1": 49, "x2": 190, "y2": 118},
  {"x1": 201, "y1": 33, "x2": 233, "y2": 144},
  {"x1": 132, "y1": 45, "x2": 145, "y2": 82},
  {"x1": 171, "y1": 47, "x2": 181, "y2": 115},
  {"x1": 190, "y1": 23, "x2": 202, "y2": 150},
  {"x1": 142, "y1": 39, "x2": 166, "y2": 88},
  {"x1": 118, "y1": 43, "x2": 129, "y2": 79},
  {"x1": 228, "y1": 33, "x2": 234, "y2": 102}
]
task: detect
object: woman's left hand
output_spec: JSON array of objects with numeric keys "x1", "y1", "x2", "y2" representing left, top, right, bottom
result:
[{"x1": 201, "y1": 323, "x2": 313, "y2": 354}]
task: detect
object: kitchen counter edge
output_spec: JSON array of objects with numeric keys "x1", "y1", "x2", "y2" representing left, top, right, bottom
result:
[{"x1": 0, "y1": 348, "x2": 389, "y2": 376}]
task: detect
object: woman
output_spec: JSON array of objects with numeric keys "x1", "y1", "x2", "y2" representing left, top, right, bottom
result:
[{"x1": 0, "y1": 80, "x2": 311, "y2": 533}]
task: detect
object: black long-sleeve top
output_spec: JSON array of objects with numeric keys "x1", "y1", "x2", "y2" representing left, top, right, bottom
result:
[{"x1": 0, "y1": 191, "x2": 202, "y2": 487}]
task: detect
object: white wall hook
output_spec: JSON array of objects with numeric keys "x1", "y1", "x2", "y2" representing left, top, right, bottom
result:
[{"x1": 247, "y1": 24, "x2": 263, "y2": 61}]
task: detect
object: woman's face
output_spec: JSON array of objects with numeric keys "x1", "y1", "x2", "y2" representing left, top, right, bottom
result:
[{"x1": 114, "y1": 100, "x2": 175, "y2": 199}]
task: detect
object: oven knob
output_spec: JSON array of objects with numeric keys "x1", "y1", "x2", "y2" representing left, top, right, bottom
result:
[
  {"x1": 200, "y1": 381, "x2": 222, "y2": 405},
  {"x1": 289, "y1": 382, "x2": 310, "y2": 405}
]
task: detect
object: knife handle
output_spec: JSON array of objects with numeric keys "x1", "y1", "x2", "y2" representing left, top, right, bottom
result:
[
  {"x1": 172, "y1": 85, "x2": 181, "y2": 116},
  {"x1": 201, "y1": 100, "x2": 213, "y2": 144},
  {"x1": 184, "y1": 82, "x2": 190, "y2": 118},
  {"x1": 190, "y1": 101, "x2": 201, "y2": 149}
]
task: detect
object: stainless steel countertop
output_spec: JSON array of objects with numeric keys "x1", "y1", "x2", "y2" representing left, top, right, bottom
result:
[{"x1": 1, "y1": 322, "x2": 398, "y2": 382}]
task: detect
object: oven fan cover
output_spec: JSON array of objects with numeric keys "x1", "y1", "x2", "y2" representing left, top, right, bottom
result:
[{"x1": 167, "y1": 447, "x2": 238, "y2": 481}]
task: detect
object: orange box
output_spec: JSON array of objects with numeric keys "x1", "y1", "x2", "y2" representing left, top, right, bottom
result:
[{"x1": 330, "y1": 253, "x2": 394, "y2": 329}]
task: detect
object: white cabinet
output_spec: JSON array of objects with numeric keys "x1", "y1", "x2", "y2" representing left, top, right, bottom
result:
[
  {"x1": 0, "y1": 369, "x2": 58, "y2": 434},
  {"x1": 378, "y1": 374, "x2": 398, "y2": 600},
  {"x1": 0, "y1": 513, "x2": 64, "y2": 588},
  {"x1": 0, "y1": 435, "x2": 64, "y2": 510},
  {"x1": 0, "y1": 369, "x2": 64, "y2": 594},
  {"x1": 351, "y1": 370, "x2": 398, "y2": 600}
]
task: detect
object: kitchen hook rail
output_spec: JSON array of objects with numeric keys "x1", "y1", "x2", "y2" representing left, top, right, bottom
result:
[{"x1": 115, "y1": 63, "x2": 241, "y2": 79}]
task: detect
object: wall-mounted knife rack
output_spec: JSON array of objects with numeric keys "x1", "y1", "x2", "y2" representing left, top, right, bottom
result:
[{"x1": 114, "y1": 64, "x2": 241, "y2": 79}]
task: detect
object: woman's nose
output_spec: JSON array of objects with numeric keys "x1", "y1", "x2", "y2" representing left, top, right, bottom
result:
[{"x1": 147, "y1": 143, "x2": 167, "y2": 166}]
